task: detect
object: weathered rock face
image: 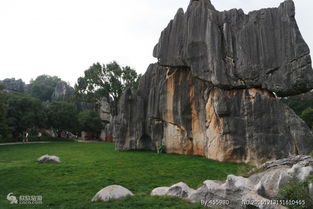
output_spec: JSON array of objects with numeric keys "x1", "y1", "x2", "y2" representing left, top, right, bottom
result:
[
  {"x1": 98, "y1": 97, "x2": 114, "y2": 142},
  {"x1": 52, "y1": 81, "x2": 74, "y2": 99},
  {"x1": 114, "y1": 0, "x2": 313, "y2": 165},
  {"x1": 1, "y1": 78, "x2": 26, "y2": 93},
  {"x1": 153, "y1": 0, "x2": 313, "y2": 97}
]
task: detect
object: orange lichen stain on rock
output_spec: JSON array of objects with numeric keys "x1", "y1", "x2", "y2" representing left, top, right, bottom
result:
[
  {"x1": 188, "y1": 72, "x2": 205, "y2": 156},
  {"x1": 223, "y1": 88, "x2": 239, "y2": 97},
  {"x1": 166, "y1": 67, "x2": 177, "y2": 80},
  {"x1": 183, "y1": 140, "x2": 194, "y2": 155},
  {"x1": 205, "y1": 89, "x2": 225, "y2": 161},
  {"x1": 205, "y1": 89, "x2": 238, "y2": 162},
  {"x1": 221, "y1": 88, "x2": 274, "y2": 103},
  {"x1": 165, "y1": 69, "x2": 175, "y2": 124},
  {"x1": 245, "y1": 88, "x2": 275, "y2": 104}
]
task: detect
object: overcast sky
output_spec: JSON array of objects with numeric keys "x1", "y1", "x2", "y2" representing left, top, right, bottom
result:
[{"x1": 0, "y1": 0, "x2": 312, "y2": 86}]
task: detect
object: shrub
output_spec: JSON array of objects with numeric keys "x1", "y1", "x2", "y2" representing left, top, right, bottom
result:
[{"x1": 278, "y1": 176, "x2": 313, "y2": 209}]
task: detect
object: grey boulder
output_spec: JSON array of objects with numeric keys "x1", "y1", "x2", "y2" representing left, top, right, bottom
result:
[
  {"x1": 249, "y1": 155, "x2": 313, "y2": 198},
  {"x1": 154, "y1": 156, "x2": 313, "y2": 209},
  {"x1": 91, "y1": 185, "x2": 133, "y2": 202},
  {"x1": 151, "y1": 182, "x2": 195, "y2": 199},
  {"x1": 37, "y1": 154, "x2": 61, "y2": 163}
]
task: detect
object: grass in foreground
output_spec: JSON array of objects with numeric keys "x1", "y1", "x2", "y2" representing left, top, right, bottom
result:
[{"x1": 0, "y1": 143, "x2": 251, "y2": 209}]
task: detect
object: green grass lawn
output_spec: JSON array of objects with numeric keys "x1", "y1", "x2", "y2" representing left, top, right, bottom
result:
[{"x1": 0, "y1": 142, "x2": 250, "y2": 209}]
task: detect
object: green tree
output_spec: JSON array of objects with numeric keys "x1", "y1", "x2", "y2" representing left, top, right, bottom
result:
[
  {"x1": 47, "y1": 101, "x2": 78, "y2": 137},
  {"x1": 74, "y1": 61, "x2": 141, "y2": 115},
  {"x1": 78, "y1": 110, "x2": 103, "y2": 137},
  {"x1": 28, "y1": 75, "x2": 61, "y2": 101},
  {"x1": 301, "y1": 108, "x2": 313, "y2": 129},
  {"x1": 7, "y1": 93, "x2": 46, "y2": 138},
  {"x1": 282, "y1": 95, "x2": 313, "y2": 115},
  {"x1": 0, "y1": 85, "x2": 12, "y2": 140},
  {"x1": 282, "y1": 95, "x2": 313, "y2": 129}
]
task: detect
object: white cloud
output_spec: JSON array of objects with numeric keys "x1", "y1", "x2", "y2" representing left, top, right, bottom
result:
[{"x1": 0, "y1": 0, "x2": 311, "y2": 85}]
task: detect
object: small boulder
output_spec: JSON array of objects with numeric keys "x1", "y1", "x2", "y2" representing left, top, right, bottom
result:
[
  {"x1": 167, "y1": 182, "x2": 195, "y2": 199},
  {"x1": 287, "y1": 163, "x2": 313, "y2": 181},
  {"x1": 249, "y1": 167, "x2": 292, "y2": 198},
  {"x1": 37, "y1": 154, "x2": 61, "y2": 163},
  {"x1": 151, "y1": 182, "x2": 195, "y2": 199},
  {"x1": 151, "y1": 187, "x2": 170, "y2": 196},
  {"x1": 189, "y1": 180, "x2": 224, "y2": 203},
  {"x1": 91, "y1": 185, "x2": 133, "y2": 202}
]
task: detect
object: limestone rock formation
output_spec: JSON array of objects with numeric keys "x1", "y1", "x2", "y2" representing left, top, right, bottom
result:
[
  {"x1": 113, "y1": 0, "x2": 313, "y2": 165},
  {"x1": 98, "y1": 97, "x2": 114, "y2": 142},
  {"x1": 0, "y1": 78, "x2": 26, "y2": 93},
  {"x1": 249, "y1": 155, "x2": 313, "y2": 198},
  {"x1": 91, "y1": 185, "x2": 133, "y2": 202},
  {"x1": 52, "y1": 81, "x2": 74, "y2": 100},
  {"x1": 152, "y1": 156, "x2": 313, "y2": 209},
  {"x1": 153, "y1": 0, "x2": 313, "y2": 97}
]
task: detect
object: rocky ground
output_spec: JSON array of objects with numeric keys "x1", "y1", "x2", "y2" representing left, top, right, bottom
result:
[{"x1": 151, "y1": 155, "x2": 313, "y2": 209}]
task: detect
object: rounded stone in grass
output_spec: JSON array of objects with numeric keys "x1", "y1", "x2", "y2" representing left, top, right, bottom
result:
[
  {"x1": 151, "y1": 182, "x2": 195, "y2": 199},
  {"x1": 91, "y1": 185, "x2": 134, "y2": 202},
  {"x1": 151, "y1": 187, "x2": 170, "y2": 196},
  {"x1": 37, "y1": 154, "x2": 61, "y2": 163}
]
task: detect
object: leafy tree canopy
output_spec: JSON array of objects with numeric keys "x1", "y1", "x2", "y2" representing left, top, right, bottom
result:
[
  {"x1": 78, "y1": 110, "x2": 103, "y2": 134},
  {"x1": 47, "y1": 101, "x2": 78, "y2": 136},
  {"x1": 282, "y1": 95, "x2": 313, "y2": 129},
  {"x1": 0, "y1": 85, "x2": 12, "y2": 140},
  {"x1": 74, "y1": 61, "x2": 141, "y2": 114},
  {"x1": 6, "y1": 93, "x2": 46, "y2": 137},
  {"x1": 28, "y1": 75, "x2": 61, "y2": 101}
]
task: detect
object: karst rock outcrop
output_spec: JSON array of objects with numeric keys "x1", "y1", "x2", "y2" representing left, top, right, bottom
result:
[
  {"x1": 113, "y1": 0, "x2": 313, "y2": 165},
  {"x1": 151, "y1": 155, "x2": 313, "y2": 209}
]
